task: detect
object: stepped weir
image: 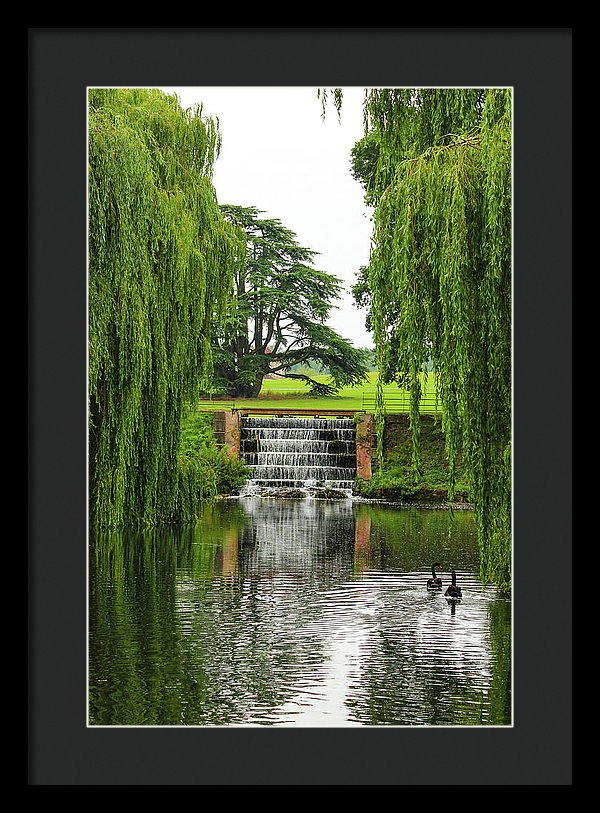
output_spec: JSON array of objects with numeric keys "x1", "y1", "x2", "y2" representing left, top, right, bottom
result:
[
  {"x1": 212, "y1": 410, "x2": 374, "y2": 496},
  {"x1": 241, "y1": 415, "x2": 356, "y2": 493}
]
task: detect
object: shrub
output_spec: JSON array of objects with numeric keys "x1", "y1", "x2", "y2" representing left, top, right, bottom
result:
[{"x1": 176, "y1": 410, "x2": 249, "y2": 518}]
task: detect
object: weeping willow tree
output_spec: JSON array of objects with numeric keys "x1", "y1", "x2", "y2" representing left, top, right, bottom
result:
[
  {"x1": 329, "y1": 88, "x2": 512, "y2": 592},
  {"x1": 88, "y1": 88, "x2": 244, "y2": 528}
]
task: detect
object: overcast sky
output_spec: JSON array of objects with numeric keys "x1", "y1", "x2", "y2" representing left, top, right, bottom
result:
[{"x1": 161, "y1": 86, "x2": 375, "y2": 349}]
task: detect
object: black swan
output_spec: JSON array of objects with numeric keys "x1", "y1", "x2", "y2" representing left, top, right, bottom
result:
[
  {"x1": 426, "y1": 563, "x2": 443, "y2": 590},
  {"x1": 445, "y1": 570, "x2": 462, "y2": 599}
]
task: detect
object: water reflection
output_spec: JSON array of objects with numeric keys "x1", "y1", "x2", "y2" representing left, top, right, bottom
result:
[{"x1": 89, "y1": 497, "x2": 511, "y2": 727}]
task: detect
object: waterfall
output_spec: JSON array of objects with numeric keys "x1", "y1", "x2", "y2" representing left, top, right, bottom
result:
[{"x1": 240, "y1": 416, "x2": 356, "y2": 496}]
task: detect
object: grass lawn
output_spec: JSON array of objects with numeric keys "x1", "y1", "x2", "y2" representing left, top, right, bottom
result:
[{"x1": 196, "y1": 371, "x2": 441, "y2": 413}]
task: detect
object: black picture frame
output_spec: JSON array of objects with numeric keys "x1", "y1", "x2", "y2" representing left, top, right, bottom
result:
[{"x1": 29, "y1": 28, "x2": 572, "y2": 786}]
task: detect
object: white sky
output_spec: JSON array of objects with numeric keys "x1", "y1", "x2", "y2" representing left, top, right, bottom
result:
[{"x1": 162, "y1": 86, "x2": 375, "y2": 349}]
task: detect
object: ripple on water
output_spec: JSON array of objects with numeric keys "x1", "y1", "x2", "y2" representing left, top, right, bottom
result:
[{"x1": 89, "y1": 500, "x2": 511, "y2": 727}]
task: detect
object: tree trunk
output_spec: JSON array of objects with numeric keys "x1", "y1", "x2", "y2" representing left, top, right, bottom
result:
[{"x1": 233, "y1": 375, "x2": 264, "y2": 399}]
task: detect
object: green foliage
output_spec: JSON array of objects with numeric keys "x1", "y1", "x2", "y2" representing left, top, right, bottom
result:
[
  {"x1": 317, "y1": 87, "x2": 345, "y2": 120},
  {"x1": 176, "y1": 445, "x2": 249, "y2": 511},
  {"x1": 174, "y1": 410, "x2": 249, "y2": 521},
  {"x1": 356, "y1": 88, "x2": 512, "y2": 592},
  {"x1": 179, "y1": 410, "x2": 250, "y2": 494},
  {"x1": 355, "y1": 415, "x2": 470, "y2": 502},
  {"x1": 88, "y1": 88, "x2": 245, "y2": 528},
  {"x1": 351, "y1": 266, "x2": 374, "y2": 334},
  {"x1": 212, "y1": 205, "x2": 371, "y2": 398},
  {"x1": 350, "y1": 133, "x2": 381, "y2": 207},
  {"x1": 178, "y1": 409, "x2": 217, "y2": 453}
]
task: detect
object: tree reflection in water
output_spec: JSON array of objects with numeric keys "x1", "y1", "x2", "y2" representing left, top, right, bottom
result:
[{"x1": 89, "y1": 498, "x2": 511, "y2": 726}]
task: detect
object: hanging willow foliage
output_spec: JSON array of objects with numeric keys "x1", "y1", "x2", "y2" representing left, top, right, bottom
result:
[
  {"x1": 88, "y1": 88, "x2": 245, "y2": 528},
  {"x1": 357, "y1": 88, "x2": 512, "y2": 592}
]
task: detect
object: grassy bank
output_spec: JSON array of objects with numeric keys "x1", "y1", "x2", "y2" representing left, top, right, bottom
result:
[
  {"x1": 356, "y1": 414, "x2": 471, "y2": 505},
  {"x1": 198, "y1": 371, "x2": 440, "y2": 414}
]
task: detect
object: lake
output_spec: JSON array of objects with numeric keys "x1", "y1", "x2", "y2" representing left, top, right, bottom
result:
[{"x1": 88, "y1": 496, "x2": 511, "y2": 727}]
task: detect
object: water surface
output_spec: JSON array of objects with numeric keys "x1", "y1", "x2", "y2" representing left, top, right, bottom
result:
[{"x1": 89, "y1": 497, "x2": 511, "y2": 726}]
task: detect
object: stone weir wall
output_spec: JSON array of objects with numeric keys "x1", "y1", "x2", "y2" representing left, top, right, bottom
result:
[{"x1": 212, "y1": 411, "x2": 375, "y2": 480}]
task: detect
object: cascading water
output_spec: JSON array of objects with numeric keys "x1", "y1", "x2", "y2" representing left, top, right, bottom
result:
[{"x1": 240, "y1": 416, "x2": 356, "y2": 496}]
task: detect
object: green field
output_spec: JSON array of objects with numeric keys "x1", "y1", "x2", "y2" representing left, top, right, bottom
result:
[{"x1": 196, "y1": 372, "x2": 441, "y2": 413}]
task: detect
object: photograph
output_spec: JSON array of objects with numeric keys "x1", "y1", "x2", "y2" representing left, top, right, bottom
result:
[{"x1": 87, "y1": 84, "x2": 513, "y2": 729}]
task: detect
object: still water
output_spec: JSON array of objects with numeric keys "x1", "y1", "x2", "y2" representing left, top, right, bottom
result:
[{"x1": 89, "y1": 497, "x2": 511, "y2": 727}]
